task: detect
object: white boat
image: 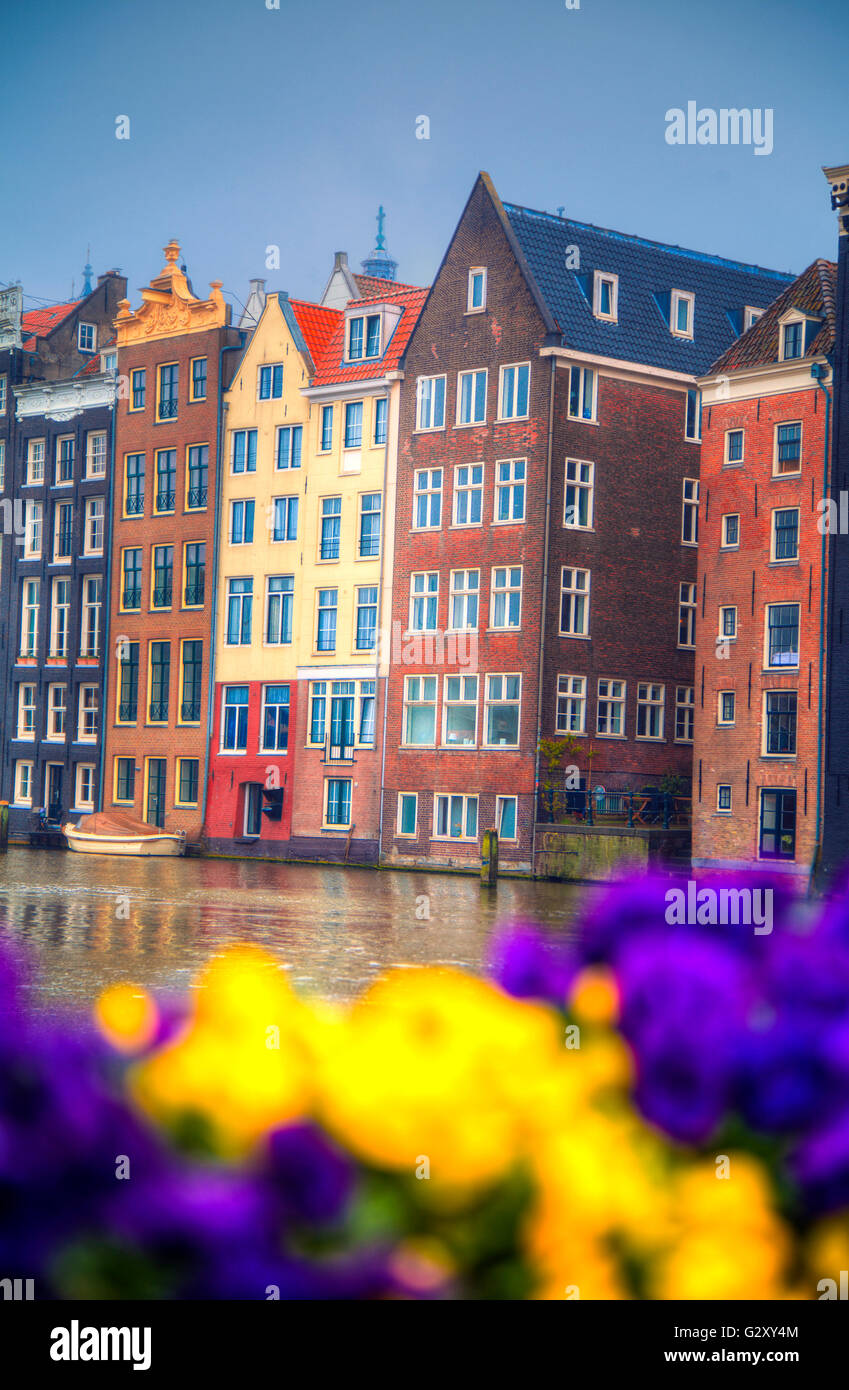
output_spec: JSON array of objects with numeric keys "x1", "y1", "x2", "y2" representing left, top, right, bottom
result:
[{"x1": 63, "y1": 810, "x2": 187, "y2": 858}]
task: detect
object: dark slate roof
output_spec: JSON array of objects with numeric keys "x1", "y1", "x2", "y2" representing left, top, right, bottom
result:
[
  {"x1": 710, "y1": 260, "x2": 836, "y2": 374},
  {"x1": 502, "y1": 202, "x2": 795, "y2": 376}
]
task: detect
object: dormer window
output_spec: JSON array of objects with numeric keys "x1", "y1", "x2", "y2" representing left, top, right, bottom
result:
[
  {"x1": 347, "y1": 313, "x2": 381, "y2": 362},
  {"x1": 78, "y1": 322, "x2": 96, "y2": 353},
  {"x1": 743, "y1": 306, "x2": 763, "y2": 332},
  {"x1": 467, "y1": 268, "x2": 487, "y2": 313},
  {"x1": 593, "y1": 272, "x2": 618, "y2": 322},
  {"x1": 102, "y1": 351, "x2": 117, "y2": 374},
  {"x1": 671, "y1": 291, "x2": 694, "y2": 339},
  {"x1": 781, "y1": 320, "x2": 803, "y2": 361}
]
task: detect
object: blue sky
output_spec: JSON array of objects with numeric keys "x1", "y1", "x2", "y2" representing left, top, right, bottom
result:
[{"x1": 1, "y1": 0, "x2": 847, "y2": 316}]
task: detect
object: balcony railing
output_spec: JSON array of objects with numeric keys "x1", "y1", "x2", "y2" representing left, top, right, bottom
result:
[
  {"x1": 184, "y1": 582, "x2": 205, "y2": 606},
  {"x1": 536, "y1": 782, "x2": 691, "y2": 829},
  {"x1": 181, "y1": 700, "x2": 201, "y2": 722},
  {"x1": 148, "y1": 701, "x2": 169, "y2": 722},
  {"x1": 118, "y1": 702, "x2": 137, "y2": 722},
  {"x1": 126, "y1": 494, "x2": 145, "y2": 516},
  {"x1": 158, "y1": 398, "x2": 178, "y2": 420},
  {"x1": 322, "y1": 739, "x2": 355, "y2": 765},
  {"x1": 153, "y1": 582, "x2": 173, "y2": 607},
  {"x1": 122, "y1": 587, "x2": 141, "y2": 609},
  {"x1": 155, "y1": 491, "x2": 176, "y2": 513},
  {"x1": 187, "y1": 486, "x2": 208, "y2": 509}
]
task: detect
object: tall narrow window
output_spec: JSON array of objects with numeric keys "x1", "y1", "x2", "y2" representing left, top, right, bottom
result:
[
  {"x1": 20, "y1": 579, "x2": 40, "y2": 657},
  {"x1": 568, "y1": 366, "x2": 596, "y2": 422},
  {"x1": 320, "y1": 497, "x2": 342, "y2": 560},
  {"x1": 131, "y1": 369, "x2": 146, "y2": 411},
  {"x1": 773, "y1": 508, "x2": 799, "y2": 562},
  {"x1": 53, "y1": 502, "x2": 73, "y2": 561},
  {"x1": 50, "y1": 578, "x2": 70, "y2": 658},
  {"x1": 149, "y1": 642, "x2": 171, "y2": 722},
  {"x1": 457, "y1": 369, "x2": 487, "y2": 425},
  {"x1": 262, "y1": 685, "x2": 290, "y2": 752},
  {"x1": 373, "y1": 398, "x2": 388, "y2": 445},
  {"x1": 184, "y1": 542, "x2": 206, "y2": 606},
  {"x1": 222, "y1": 687, "x2": 249, "y2": 752},
  {"x1": 276, "y1": 425, "x2": 302, "y2": 471},
  {"x1": 157, "y1": 363, "x2": 179, "y2": 420},
  {"x1": 597, "y1": 679, "x2": 626, "y2": 736},
  {"x1": 413, "y1": 469, "x2": 441, "y2": 529},
  {"x1": 190, "y1": 357, "x2": 207, "y2": 401},
  {"x1": 358, "y1": 493, "x2": 382, "y2": 557},
  {"x1": 415, "y1": 376, "x2": 446, "y2": 431},
  {"x1": 80, "y1": 576, "x2": 102, "y2": 657},
  {"x1": 84, "y1": 497, "x2": 104, "y2": 554},
  {"x1": 316, "y1": 589, "x2": 338, "y2": 652},
  {"x1": 675, "y1": 686, "x2": 695, "y2": 743},
  {"x1": 491, "y1": 566, "x2": 522, "y2": 629},
  {"x1": 766, "y1": 603, "x2": 800, "y2": 668},
  {"x1": 227, "y1": 578, "x2": 253, "y2": 645},
  {"x1": 449, "y1": 570, "x2": 479, "y2": 631},
  {"x1": 685, "y1": 388, "x2": 702, "y2": 441},
  {"x1": 495, "y1": 458, "x2": 525, "y2": 522},
  {"x1": 152, "y1": 545, "x2": 174, "y2": 608},
  {"x1": 266, "y1": 576, "x2": 294, "y2": 645},
  {"x1": 125, "y1": 453, "x2": 145, "y2": 515},
  {"x1": 453, "y1": 464, "x2": 484, "y2": 525},
  {"x1": 344, "y1": 402, "x2": 363, "y2": 449},
  {"x1": 775, "y1": 422, "x2": 802, "y2": 475},
  {"x1": 682, "y1": 478, "x2": 699, "y2": 544},
  {"x1": 560, "y1": 568, "x2": 590, "y2": 636},
  {"x1": 320, "y1": 406, "x2": 333, "y2": 452},
  {"x1": 155, "y1": 450, "x2": 176, "y2": 513},
  {"x1": 232, "y1": 429, "x2": 257, "y2": 474},
  {"x1": 230, "y1": 499, "x2": 255, "y2": 545},
  {"x1": 86, "y1": 431, "x2": 107, "y2": 479},
  {"x1": 355, "y1": 586, "x2": 378, "y2": 650},
  {"x1": 272, "y1": 496, "x2": 298, "y2": 542},
  {"x1": 636, "y1": 683, "x2": 665, "y2": 740},
  {"x1": 180, "y1": 640, "x2": 203, "y2": 722},
  {"x1": 484, "y1": 674, "x2": 521, "y2": 747},
  {"x1": 678, "y1": 583, "x2": 697, "y2": 647},
  {"x1": 499, "y1": 363, "x2": 530, "y2": 420},
  {"x1": 187, "y1": 445, "x2": 208, "y2": 508},
  {"x1": 556, "y1": 675, "x2": 586, "y2": 735},
  {"x1": 118, "y1": 642, "x2": 139, "y2": 722},
  {"x1": 564, "y1": 460, "x2": 594, "y2": 528},
  {"x1": 122, "y1": 549, "x2": 142, "y2": 610},
  {"x1": 55, "y1": 436, "x2": 74, "y2": 485},
  {"x1": 409, "y1": 572, "x2": 439, "y2": 632}
]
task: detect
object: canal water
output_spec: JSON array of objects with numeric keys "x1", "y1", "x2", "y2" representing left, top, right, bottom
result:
[{"x1": 0, "y1": 848, "x2": 596, "y2": 1019}]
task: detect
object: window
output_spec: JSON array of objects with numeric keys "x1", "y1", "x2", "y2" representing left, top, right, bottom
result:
[
  {"x1": 177, "y1": 760, "x2": 199, "y2": 806},
  {"x1": 759, "y1": 789, "x2": 796, "y2": 860},
  {"x1": 122, "y1": 548, "x2": 142, "y2": 610},
  {"x1": 717, "y1": 785, "x2": 732, "y2": 813},
  {"x1": 309, "y1": 683, "x2": 327, "y2": 745},
  {"x1": 232, "y1": 429, "x2": 257, "y2": 474},
  {"x1": 266, "y1": 575, "x2": 294, "y2": 645},
  {"x1": 180, "y1": 640, "x2": 203, "y2": 723},
  {"x1": 222, "y1": 686, "x2": 249, "y2": 752},
  {"x1": 355, "y1": 586, "x2": 378, "y2": 650},
  {"x1": 155, "y1": 450, "x2": 176, "y2": 513},
  {"x1": 243, "y1": 783, "x2": 262, "y2": 838},
  {"x1": 772, "y1": 508, "x2": 799, "y2": 562},
  {"x1": 568, "y1": 366, "x2": 596, "y2": 422},
  {"x1": 53, "y1": 502, "x2": 73, "y2": 561},
  {"x1": 484, "y1": 674, "x2": 521, "y2": 747},
  {"x1": 148, "y1": 642, "x2": 170, "y2": 722},
  {"x1": 276, "y1": 425, "x2": 302, "y2": 471},
  {"x1": 344, "y1": 401, "x2": 363, "y2": 449},
  {"x1": 685, "y1": 388, "x2": 702, "y2": 442},
  {"x1": 491, "y1": 566, "x2": 522, "y2": 629},
  {"x1": 316, "y1": 589, "x2": 337, "y2": 652},
  {"x1": 145, "y1": 758, "x2": 166, "y2": 828},
  {"x1": 17, "y1": 684, "x2": 36, "y2": 740},
  {"x1": 409, "y1": 572, "x2": 439, "y2": 632},
  {"x1": 434, "y1": 793, "x2": 478, "y2": 841},
  {"x1": 374, "y1": 397, "x2": 388, "y2": 446},
  {"x1": 320, "y1": 406, "x2": 333, "y2": 452},
  {"x1": 14, "y1": 761, "x2": 33, "y2": 807},
  {"x1": 190, "y1": 357, "x2": 207, "y2": 401},
  {"x1": 413, "y1": 468, "x2": 442, "y2": 529},
  {"x1": 496, "y1": 795, "x2": 518, "y2": 841},
  {"x1": 766, "y1": 603, "x2": 800, "y2": 669},
  {"x1": 597, "y1": 678, "x2": 626, "y2": 737},
  {"x1": 186, "y1": 445, "x2": 208, "y2": 508},
  {"x1": 499, "y1": 363, "x2": 530, "y2": 420},
  {"x1": 565, "y1": 459, "x2": 594, "y2": 529},
  {"x1": 403, "y1": 675, "x2": 438, "y2": 746},
  {"x1": 0, "y1": 374, "x2": 6, "y2": 414},
  {"x1": 593, "y1": 271, "x2": 618, "y2": 321},
  {"x1": 258, "y1": 364, "x2": 284, "y2": 399},
  {"x1": 130, "y1": 369, "x2": 146, "y2": 411},
  {"x1": 78, "y1": 322, "x2": 96, "y2": 353},
  {"x1": 721, "y1": 513, "x2": 739, "y2": 548},
  {"x1": 347, "y1": 314, "x2": 380, "y2": 362},
  {"x1": 230, "y1": 499, "x2": 255, "y2": 545},
  {"x1": 80, "y1": 576, "x2": 102, "y2": 657},
  {"x1": 457, "y1": 369, "x2": 487, "y2": 425},
  {"x1": 556, "y1": 675, "x2": 587, "y2": 735},
  {"x1": 125, "y1": 453, "x2": 145, "y2": 515},
  {"x1": 150, "y1": 545, "x2": 173, "y2": 609},
  {"x1": 718, "y1": 691, "x2": 736, "y2": 725},
  {"x1": 560, "y1": 567, "x2": 590, "y2": 636},
  {"x1": 359, "y1": 681, "x2": 376, "y2": 744},
  {"x1": 117, "y1": 642, "x2": 139, "y2": 722},
  {"x1": 47, "y1": 683, "x2": 67, "y2": 739},
  {"x1": 671, "y1": 290, "x2": 694, "y2": 338},
  {"x1": 765, "y1": 691, "x2": 797, "y2": 756},
  {"x1": 261, "y1": 685, "x2": 290, "y2": 752},
  {"x1": 678, "y1": 583, "x2": 696, "y2": 648},
  {"x1": 50, "y1": 578, "x2": 70, "y2": 658},
  {"x1": 55, "y1": 436, "x2": 74, "y2": 485},
  {"x1": 86, "y1": 431, "x2": 107, "y2": 478},
  {"x1": 0, "y1": 439, "x2": 4, "y2": 488},
  {"x1": 272, "y1": 495, "x2": 298, "y2": 542},
  {"x1": 84, "y1": 497, "x2": 104, "y2": 554},
  {"x1": 78, "y1": 685, "x2": 98, "y2": 742},
  {"x1": 397, "y1": 793, "x2": 418, "y2": 837},
  {"x1": 682, "y1": 479, "x2": 699, "y2": 544},
  {"x1": 449, "y1": 569, "x2": 479, "y2": 631},
  {"x1": 115, "y1": 758, "x2": 135, "y2": 804},
  {"x1": 775, "y1": 422, "x2": 802, "y2": 475},
  {"x1": 416, "y1": 375, "x2": 446, "y2": 431},
  {"x1": 726, "y1": 429, "x2": 744, "y2": 465},
  {"x1": 453, "y1": 464, "x2": 484, "y2": 525},
  {"x1": 26, "y1": 439, "x2": 45, "y2": 484},
  {"x1": 358, "y1": 493, "x2": 382, "y2": 558},
  {"x1": 227, "y1": 578, "x2": 253, "y2": 645},
  {"x1": 495, "y1": 458, "x2": 525, "y2": 522},
  {"x1": 20, "y1": 579, "x2": 40, "y2": 657},
  {"x1": 325, "y1": 778, "x2": 353, "y2": 827},
  {"x1": 636, "y1": 683, "x2": 665, "y2": 740},
  {"x1": 744, "y1": 307, "x2": 763, "y2": 331},
  {"x1": 183, "y1": 542, "x2": 205, "y2": 606},
  {"x1": 781, "y1": 320, "x2": 804, "y2": 361},
  {"x1": 675, "y1": 686, "x2": 694, "y2": 743},
  {"x1": 442, "y1": 674, "x2": 478, "y2": 747},
  {"x1": 320, "y1": 496, "x2": 342, "y2": 560},
  {"x1": 157, "y1": 363, "x2": 178, "y2": 420},
  {"x1": 467, "y1": 268, "x2": 486, "y2": 312},
  {"x1": 23, "y1": 501, "x2": 42, "y2": 558},
  {"x1": 327, "y1": 681, "x2": 356, "y2": 754}
]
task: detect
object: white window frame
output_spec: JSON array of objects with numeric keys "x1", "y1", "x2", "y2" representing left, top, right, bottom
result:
[
  {"x1": 717, "y1": 690, "x2": 736, "y2": 726},
  {"x1": 396, "y1": 792, "x2": 418, "y2": 838},
  {"x1": 495, "y1": 795, "x2": 518, "y2": 841},
  {"x1": 671, "y1": 290, "x2": 694, "y2": 339},
  {"x1": 26, "y1": 438, "x2": 45, "y2": 485},
  {"x1": 678, "y1": 582, "x2": 697, "y2": 649},
  {"x1": 55, "y1": 434, "x2": 75, "y2": 486},
  {"x1": 84, "y1": 496, "x2": 104, "y2": 555},
  {"x1": 593, "y1": 271, "x2": 618, "y2": 322},
  {"x1": 721, "y1": 513, "x2": 740, "y2": 549},
  {"x1": 556, "y1": 674, "x2": 587, "y2": 736},
  {"x1": 409, "y1": 572, "x2": 439, "y2": 633},
  {"x1": 456, "y1": 368, "x2": 487, "y2": 427},
  {"x1": 23, "y1": 500, "x2": 42, "y2": 559},
  {"x1": 494, "y1": 457, "x2": 526, "y2": 523},
  {"x1": 717, "y1": 784, "x2": 733, "y2": 814},
  {"x1": 743, "y1": 307, "x2": 763, "y2": 332},
  {"x1": 490, "y1": 566, "x2": 523, "y2": 630},
  {"x1": 682, "y1": 478, "x2": 699, "y2": 545},
  {"x1": 719, "y1": 605, "x2": 738, "y2": 642},
  {"x1": 498, "y1": 362, "x2": 530, "y2": 421},
  {"x1": 764, "y1": 601, "x2": 800, "y2": 671},
  {"x1": 779, "y1": 315, "x2": 806, "y2": 362},
  {"x1": 17, "y1": 684, "x2": 36, "y2": 740},
  {"x1": 441, "y1": 674, "x2": 479, "y2": 748},
  {"x1": 433, "y1": 792, "x2": 479, "y2": 842},
  {"x1": 773, "y1": 421, "x2": 803, "y2": 477},
  {"x1": 75, "y1": 764, "x2": 96, "y2": 812},
  {"x1": 725, "y1": 428, "x2": 745, "y2": 465},
  {"x1": 567, "y1": 365, "x2": 598, "y2": 423},
  {"x1": 14, "y1": 760, "x2": 34, "y2": 807},
  {"x1": 77, "y1": 321, "x2": 97, "y2": 353},
  {"x1": 483, "y1": 673, "x2": 521, "y2": 749},
  {"x1": 771, "y1": 506, "x2": 800, "y2": 564},
  {"x1": 78, "y1": 685, "x2": 98, "y2": 743},
  {"x1": 597, "y1": 678, "x2": 626, "y2": 738},
  {"x1": 452, "y1": 463, "x2": 484, "y2": 527},
  {"x1": 674, "y1": 685, "x2": 695, "y2": 744},
  {"x1": 636, "y1": 682, "x2": 665, "y2": 741},
  {"x1": 467, "y1": 267, "x2": 487, "y2": 313},
  {"x1": 448, "y1": 569, "x2": 480, "y2": 632},
  {"x1": 50, "y1": 577, "x2": 70, "y2": 659},
  {"x1": 86, "y1": 431, "x2": 107, "y2": 479},
  {"x1": 559, "y1": 567, "x2": 591, "y2": 637},
  {"x1": 402, "y1": 675, "x2": 438, "y2": 747},
  {"x1": 20, "y1": 578, "x2": 39, "y2": 657},
  {"x1": 564, "y1": 458, "x2": 594, "y2": 529},
  {"x1": 46, "y1": 682, "x2": 67, "y2": 740},
  {"x1": 412, "y1": 468, "x2": 442, "y2": 530},
  {"x1": 415, "y1": 375, "x2": 446, "y2": 432}
]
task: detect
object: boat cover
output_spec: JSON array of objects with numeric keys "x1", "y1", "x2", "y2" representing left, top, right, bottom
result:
[{"x1": 71, "y1": 810, "x2": 179, "y2": 838}]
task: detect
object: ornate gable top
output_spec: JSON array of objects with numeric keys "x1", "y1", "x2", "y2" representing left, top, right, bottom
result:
[{"x1": 115, "y1": 239, "x2": 230, "y2": 345}]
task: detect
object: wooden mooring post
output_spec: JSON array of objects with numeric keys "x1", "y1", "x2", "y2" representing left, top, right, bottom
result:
[
  {"x1": 481, "y1": 827, "x2": 498, "y2": 886},
  {"x1": 0, "y1": 802, "x2": 8, "y2": 853}
]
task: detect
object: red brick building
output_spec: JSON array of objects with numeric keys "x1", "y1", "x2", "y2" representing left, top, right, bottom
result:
[
  {"x1": 380, "y1": 173, "x2": 792, "y2": 873},
  {"x1": 692, "y1": 260, "x2": 836, "y2": 876}
]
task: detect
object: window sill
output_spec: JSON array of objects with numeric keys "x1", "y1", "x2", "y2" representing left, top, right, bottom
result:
[{"x1": 454, "y1": 421, "x2": 487, "y2": 431}]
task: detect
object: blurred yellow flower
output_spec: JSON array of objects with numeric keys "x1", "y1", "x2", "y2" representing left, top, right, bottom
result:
[{"x1": 94, "y1": 982, "x2": 157, "y2": 1054}]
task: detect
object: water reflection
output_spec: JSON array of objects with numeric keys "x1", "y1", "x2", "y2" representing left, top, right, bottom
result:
[{"x1": 0, "y1": 848, "x2": 597, "y2": 1016}]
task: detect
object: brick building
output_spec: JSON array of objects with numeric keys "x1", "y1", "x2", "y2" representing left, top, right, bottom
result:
[
  {"x1": 102, "y1": 242, "x2": 240, "y2": 838},
  {"x1": 380, "y1": 173, "x2": 792, "y2": 873},
  {"x1": 692, "y1": 261, "x2": 836, "y2": 876}
]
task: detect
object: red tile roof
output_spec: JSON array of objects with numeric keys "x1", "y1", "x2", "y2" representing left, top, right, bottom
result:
[
  {"x1": 311, "y1": 286, "x2": 429, "y2": 386},
  {"x1": 354, "y1": 273, "x2": 422, "y2": 299},
  {"x1": 710, "y1": 260, "x2": 836, "y2": 374},
  {"x1": 20, "y1": 299, "x2": 81, "y2": 351},
  {"x1": 289, "y1": 299, "x2": 342, "y2": 367}
]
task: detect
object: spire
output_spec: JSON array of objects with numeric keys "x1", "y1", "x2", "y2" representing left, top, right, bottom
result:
[
  {"x1": 361, "y1": 206, "x2": 398, "y2": 282},
  {"x1": 82, "y1": 246, "x2": 93, "y2": 296}
]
